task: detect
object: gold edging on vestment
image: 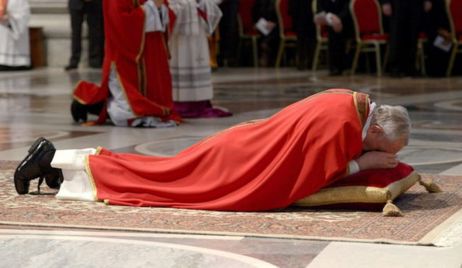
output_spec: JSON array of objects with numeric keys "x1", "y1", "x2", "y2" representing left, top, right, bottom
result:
[{"x1": 84, "y1": 146, "x2": 103, "y2": 202}]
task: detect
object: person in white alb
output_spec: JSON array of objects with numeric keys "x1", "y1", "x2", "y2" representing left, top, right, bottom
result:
[
  {"x1": 0, "y1": 0, "x2": 30, "y2": 71},
  {"x1": 168, "y1": 0, "x2": 232, "y2": 118}
]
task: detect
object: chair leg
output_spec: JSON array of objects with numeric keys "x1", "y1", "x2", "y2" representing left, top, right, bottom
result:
[
  {"x1": 275, "y1": 39, "x2": 285, "y2": 68},
  {"x1": 375, "y1": 43, "x2": 382, "y2": 76},
  {"x1": 312, "y1": 42, "x2": 321, "y2": 71},
  {"x1": 420, "y1": 46, "x2": 426, "y2": 76},
  {"x1": 446, "y1": 45, "x2": 458, "y2": 77},
  {"x1": 383, "y1": 45, "x2": 389, "y2": 73},
  {"x1": 252, "y1": 37, "x2": 259, "y2": 68},
  {"x1": 351, "y1": 44, "x2": 362, "y2": 75}
]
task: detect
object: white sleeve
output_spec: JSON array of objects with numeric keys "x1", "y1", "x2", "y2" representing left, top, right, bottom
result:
[
  {"x1": 347, "y1": 160, "x2": 360, "y2": 175},
  {"x1": 144, "y1": 1, "x2": 168, "y2": 32}
]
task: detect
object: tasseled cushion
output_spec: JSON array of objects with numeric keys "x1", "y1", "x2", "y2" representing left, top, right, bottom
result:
[{"x1": 295, "y1": 162, "x2": 442, "y2": 217}]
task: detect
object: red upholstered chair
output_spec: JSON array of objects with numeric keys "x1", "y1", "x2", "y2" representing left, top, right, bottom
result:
[
  {"x1": 275, "y1": 0, "x2": 297, "y2": 67},
  {"x1": 350, "y1": 0, "x2": 389, "y2": 76},
  {"x1": 311, "y1": 0, "x2": 329, "y2": 72},
  {"x1": 237, "y1": 0, "x2": 260, "y2": 67},
  {"x1": 446, "y1": 0, "x2": 462, "y2": 76}
]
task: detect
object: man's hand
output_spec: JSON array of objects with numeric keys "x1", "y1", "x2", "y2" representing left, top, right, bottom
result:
[
  {"x1": 437, "y1": 28, "x2": 451, "y2": 43},
  {"x1": 356, "y1": 151, "x2": 398, "y2": 170},
  {"x1": 424, "y1": 0, "x2": 432, "y2": 13},
  {"x1": 314, "y1": 12, "x2": 327, "y2": 26},
  {"x1": 382, "y1": 3, "x2": 392, "y2": 16},
  {"x1": 330, "y1": 14, "x2": 343, "y2": 33}
]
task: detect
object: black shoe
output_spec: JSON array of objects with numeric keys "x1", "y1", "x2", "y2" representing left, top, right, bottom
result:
[
  {"x1": 14, "y1": 138, "x2": 63, "y2": 195},
  {"x1": 64, "y1": 65, "x2": 78, "y2": 71},
  {"x1": 71, "y1": 100, "x2": 88, "y2": 123}
]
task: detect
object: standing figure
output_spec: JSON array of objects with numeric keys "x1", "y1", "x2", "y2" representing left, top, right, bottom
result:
[
  {"x1": 168, "y1": 0, "x2": 232, "y2": 118},
  {"x1": 422, "y1": 0, "x2": 451, "y2": 77},
  {"x1": 252, "y1": 0, "x2": 279, "y2": 67},
  {"x1": 65, "y1": 0, "x2": 104, "y2": 71},
  {"x1": 218, "y1": 0, "x2": 239, "y2": 67},
  {"x1": 0, "y1": 0, "x2": 30, "y2": 71},
  {"x1": 314, "y1": 0, "x2": 353, "y2": 76},
  {"x1": 381, "y1": 0, "x2": 432, "y2": 77},
  {"x1": 289, "y1": 0, "x2": 316, "y2": 70},
  {"x1": 71, "y1": 0, "x2": 180, "y2": 128}
]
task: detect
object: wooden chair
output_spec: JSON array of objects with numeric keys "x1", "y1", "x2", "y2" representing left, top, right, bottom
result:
[
  {"x1": 237, "y1": 0, "x2": 260, "y2": 67},
  {"x1": 446, "y1": 0, "x2": 462, "y2": 76},
  {"x1": 275, "y1": 0, "x2": 297, "y2": 67},
  {"x1": 311, "y1": 0, "x2": 329, "y2": 71},
  {"x1": 350, "y1": 0, "x2": 389, "y2": 76}
]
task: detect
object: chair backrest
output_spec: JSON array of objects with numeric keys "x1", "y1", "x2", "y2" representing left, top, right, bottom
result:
[
  {"x1": 237, "y1": 0, "x2": 257, "y2": 36},
  {"x1": 448, "y1": 0, "x2": 462, "y2": 39},
  {"x1": 276, "y1": 0, "x2": 294, "y2": 38},
  {"x1": 350, "y1": 0, "x2": 383, "y2": 41}
]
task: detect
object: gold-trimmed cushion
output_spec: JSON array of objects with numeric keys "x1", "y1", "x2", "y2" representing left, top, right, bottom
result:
[{"x1": 295, "y1": 163, "x2": 427, "y2": 216}]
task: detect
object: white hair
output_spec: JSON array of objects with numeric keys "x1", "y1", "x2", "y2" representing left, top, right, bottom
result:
[{"x1": 370, "y1": 105, "x2": 411, "y2": 142}]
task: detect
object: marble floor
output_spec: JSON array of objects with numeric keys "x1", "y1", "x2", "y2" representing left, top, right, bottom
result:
[{"x1": 1, "y1": 67, "x2": 462, "y2": 267}]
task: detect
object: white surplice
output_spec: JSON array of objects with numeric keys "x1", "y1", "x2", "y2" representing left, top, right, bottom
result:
[
  {"x1": 0, "y1": 0, "x2": 30, "y2": 67},
  {"x1": 169, "y1": 0, "x2": 222, "y2": 101}
]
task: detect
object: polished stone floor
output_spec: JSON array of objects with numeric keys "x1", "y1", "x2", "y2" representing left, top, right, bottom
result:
[{"x1": 1, "y1": 67, "x2": 462, "y2": 267}]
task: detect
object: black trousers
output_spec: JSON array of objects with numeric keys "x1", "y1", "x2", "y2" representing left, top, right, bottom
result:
[
  {"x1": 327, "y1": 28, "x2": 350, "y2": 73},
  {"x1": 68, "y1": 1, "x2": 104, "y2": 67},
  {"x1": 218, "y1": 0, "x2": 240, "y2": 65},
  {"x1": 387, "y1": 0, "x2": 423, "y2": 75}
]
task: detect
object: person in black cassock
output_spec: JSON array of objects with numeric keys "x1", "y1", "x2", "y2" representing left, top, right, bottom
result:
[
  {"x1": 381, "y1": 0, "x2": 432, "y2": 77},
  {"x1": 65, "y1": 0, "x2": 104, "y2": 71},
  {"x1": 289, "y1": 0, "x2": 316, "y2": 70},
  {"x1": 314, "y1": 0, "x2": 353, "y2": 76}
]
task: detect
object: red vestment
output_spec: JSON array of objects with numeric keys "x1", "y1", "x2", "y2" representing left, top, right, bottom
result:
[
  {"x1": 72, "y1": 0, "x2": 176, "y2": 123},
  {"x1": 87, "y1": 89, "x2": 370, "y2": 211},
  {"x1": 0, "y1": 0, "x2": 7, "y2": 17}
]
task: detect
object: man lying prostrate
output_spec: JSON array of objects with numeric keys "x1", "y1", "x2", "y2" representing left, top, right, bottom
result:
[{"x1": 14, "y1": 89, "x2": 410, "y2": 212}]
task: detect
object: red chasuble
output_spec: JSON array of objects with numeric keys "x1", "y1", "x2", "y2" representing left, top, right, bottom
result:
[
  {"x1": 87, "y1": 89, "x2": 370, "y2": 211},
  {"x1": 72, "y1": 0, "x2": 176, "y2": 123}
]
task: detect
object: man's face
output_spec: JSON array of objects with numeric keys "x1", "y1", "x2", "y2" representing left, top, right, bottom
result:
[
  {"x1": 374, "y1": 136, "x2": 407, "y2": 154},
  {"x1": 364, "y1": 125, "x2": 407, "y2": 154}
]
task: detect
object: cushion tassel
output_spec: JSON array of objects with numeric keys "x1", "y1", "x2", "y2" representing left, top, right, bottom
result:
[
  {"x1": 418, "y1": 177, "x2": 443, "y2": 193},
  {"x1": 382, "y1": 200, "x2": 403, "y2": 217}
]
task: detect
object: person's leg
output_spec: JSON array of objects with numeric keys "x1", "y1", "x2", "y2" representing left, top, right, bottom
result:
[
  {"x1": 66, "y1": 8, "x2": 84, "y2": 70},
  {"x1": 387, "y1": 0, "x2": 408, "y2": 76},
  {"x1": 327, "y1": 29, "x2": 347, "y2": 75},
  {"x1": 85, "y1": 1, "x2": 104, "y2": 68},
  {"x1": 51, "y1": 148, "x2": 98, "y2": 201},
  {"x1": 402, "y1": 0, "x2": 423, "y2": 76}
]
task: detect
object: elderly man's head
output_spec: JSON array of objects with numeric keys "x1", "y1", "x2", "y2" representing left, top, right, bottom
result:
[{"x1": 363, "y1": 105, "x2": 411, "y2": 154}]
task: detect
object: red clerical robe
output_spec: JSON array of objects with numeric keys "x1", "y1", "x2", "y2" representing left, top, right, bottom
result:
[
  {"x1": 87, "y1": 89, "x2": 370, "y2": 211},
  {"x1": 72, "y1": 0, "x2": 176, "y2": 123},
  {"x1": 0, "y1": 0, "x2": 7, "y2": 17}
]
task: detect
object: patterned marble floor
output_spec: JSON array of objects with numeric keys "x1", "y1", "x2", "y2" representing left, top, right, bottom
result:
[{"x1": 0, "y1": 67, "x2": 462, "y2": 267}]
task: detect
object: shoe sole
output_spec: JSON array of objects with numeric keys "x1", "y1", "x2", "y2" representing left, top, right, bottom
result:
[{"x1": 14, "y1": 138, "x2": 51, "y2": 194}]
